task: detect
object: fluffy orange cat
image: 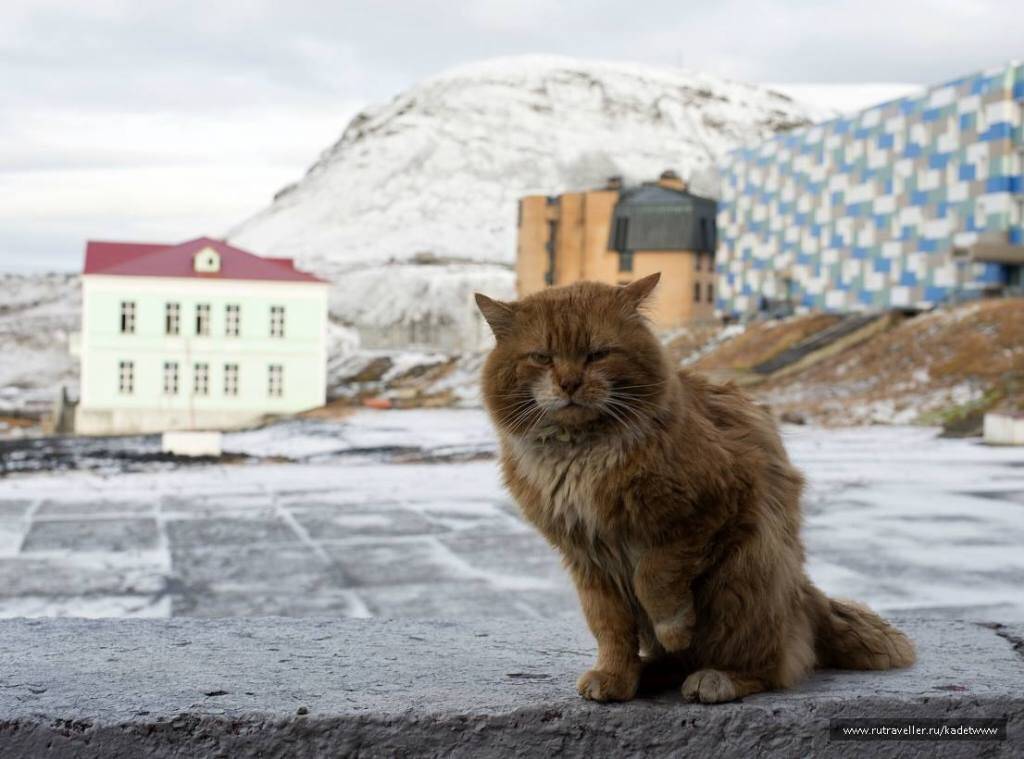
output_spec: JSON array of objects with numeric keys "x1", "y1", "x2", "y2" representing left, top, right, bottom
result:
[{"x1": 475, "y1": 274, "x2": 914, "y2": 703}]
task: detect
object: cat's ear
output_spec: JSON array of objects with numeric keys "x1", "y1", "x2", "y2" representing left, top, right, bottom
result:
[
  {"x1": 619, "y1": 272, "x2": 661, "y2": 308},
  {"x1": 475, "y1": 293, "x2": 517, "y2": 338}
]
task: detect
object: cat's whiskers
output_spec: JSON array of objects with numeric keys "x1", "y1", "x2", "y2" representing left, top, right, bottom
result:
[
  {"x1": 600, "y1": 396, "x2": 650, "y2": 442},
  {"x1": 506, "y1": 401, "x2": 543, "y2": 432},
  {"x1": 610, "y1": 381, "x2": 667, "y2": 391},
  {"x1": 600, "y1": 402, "x2": 644, "y2": 443},
  {"x1": 601, "y1": 394, "x2": 658, "y2": 441}
]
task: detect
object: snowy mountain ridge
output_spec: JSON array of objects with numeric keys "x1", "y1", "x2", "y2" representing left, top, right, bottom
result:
[
  {"x1": 228, "y1": 55, "x2": 825, "y2": 349},
  {"x1": 231, "y1": 55, "x2": 824, "y2": 272}
]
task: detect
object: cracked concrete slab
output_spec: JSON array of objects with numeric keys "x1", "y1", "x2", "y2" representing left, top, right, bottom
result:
[{"x1": 0, "y1": 617, "x2": 1020, "y2": 758}]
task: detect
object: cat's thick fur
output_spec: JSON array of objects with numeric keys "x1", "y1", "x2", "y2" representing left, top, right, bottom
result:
[{"x1": 475, "y1": 274, "x2": 914, "y2": 703}]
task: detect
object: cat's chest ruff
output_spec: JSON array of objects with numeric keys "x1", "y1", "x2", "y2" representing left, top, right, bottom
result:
[{"x1": 509, "y1": 434, "x2": 626, "y2": 537}]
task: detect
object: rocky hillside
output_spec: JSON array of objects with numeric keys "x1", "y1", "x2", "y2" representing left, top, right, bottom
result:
[
  {"x1": 229, "y1": 55, "x2": 823, "y2": 350},
  {"x1": 669, "y1": 299, "x2": 1024, "y2": 428},
  {"x1": 0, "y1": 273, "x2": 79, "y2": 419}
]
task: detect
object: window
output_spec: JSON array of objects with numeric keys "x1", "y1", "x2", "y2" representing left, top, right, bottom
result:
[
  {"x1": 224, "y1": 363, "x2": 239, "y2": 396},
  {"x1": 193, "y1": 363, "x2": 209, "y2": 396},
  {"x1": 695, "y1": 253, "x2": 702, "y2": 272},
  {"x1": 269, "y1": 305, "x2": 285, "y2": 338},
  {"x1": 163, "y1": 361, "x2": 179, "y2": 395},
  {"x1": 195, "y1": 304, "x2": 210, "y2": 336},
  {"x1": 544, "y1": 220, "x2": 558, "y2": 286},
  {"x1": 700, "y1": 217, "x2": 710, "y2": 252},
  {"x1": 193, "y1": 247, "x2": 220, "y2": 273},
  {"x1": 694, "y1": 282, "x2": 701, "y2": 303},
  {"x1": 268, "y1": 364, "x2": 283, "y2": 398},
  {"x1": 118, "y1": 361, "x2": 134, "y2": 394},
  {"x1": 165, "y1": 303, "x2": 180, "y2": 335},
  {"x1": 120, "y1": 301, "x2": 136, "y2": 334},
  {"x1": 612, "y1": 217, "x2": 629, "y2": 250},
  {"x1": 707, "y1": 283, "x2": 714, "y2": 303},
  {"x1": 225, "y1": 304, "x2": 240, "y2": 337},
  {"x1": 618, "y1": 251, "x2": 634, "y2": 272}
]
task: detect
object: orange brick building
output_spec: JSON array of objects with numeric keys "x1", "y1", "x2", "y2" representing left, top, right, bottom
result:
[{"x1": 516, "y1": 171, "x2": 718, "y2": 329}]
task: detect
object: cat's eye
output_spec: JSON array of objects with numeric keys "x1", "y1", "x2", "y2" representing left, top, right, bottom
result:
[
  {"x1": 586, "y1": 348, "x2": 612, "y2": 363},
  {"x1": 529, "y1": 352, "x2": 552, "y2": 365}
]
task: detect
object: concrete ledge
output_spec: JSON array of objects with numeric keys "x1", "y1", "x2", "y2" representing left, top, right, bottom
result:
[{"x1": 0, "y1": 617, "x2": 1021, "y2": 757}]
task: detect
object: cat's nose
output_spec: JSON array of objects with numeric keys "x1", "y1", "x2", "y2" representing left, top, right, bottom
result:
[{"x1": 559, "y1": 376, "x2": 582, "y2": 395}]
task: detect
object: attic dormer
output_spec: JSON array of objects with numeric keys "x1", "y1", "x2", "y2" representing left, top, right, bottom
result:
[{"x1": 194, "y1": 247, "x2": 221, "y2": 273}]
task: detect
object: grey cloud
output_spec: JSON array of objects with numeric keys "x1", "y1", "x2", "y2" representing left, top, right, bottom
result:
[{"x1": 1, "y1": 0, "x2": 1020, "y2": 269}]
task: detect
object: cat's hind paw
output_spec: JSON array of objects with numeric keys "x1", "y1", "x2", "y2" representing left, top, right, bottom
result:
[{"x1": 576, "y1": 668, "x2": 638, "y2": 702}]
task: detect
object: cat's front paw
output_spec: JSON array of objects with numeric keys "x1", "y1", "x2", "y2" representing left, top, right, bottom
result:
[
  {"x1": 681, "y1": 669, "x2": 738, "y2": 703},
  {"x1": 576, "y1": 668, "x2": 638, "y2": 702},
  {"x1": 654, "y1": 608, "x2": 695, "y2": 652}
]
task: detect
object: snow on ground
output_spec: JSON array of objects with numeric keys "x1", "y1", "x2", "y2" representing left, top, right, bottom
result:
[
  {"x1": 0, "y1": 410, "x2": 1021, "y2": 624},
  {"x1": 222, "y1": 408, "x2": 496, "y2": 461},
  {"x1": 0, "y1": 273, "x2": 79, "y2": 417}
]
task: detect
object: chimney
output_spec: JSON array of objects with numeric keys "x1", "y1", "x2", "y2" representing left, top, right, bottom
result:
[
  {"x1": 657, "y1": 169, "x2": 687, "y2": 191},
  {"x1": 605, "y1": 175, "x2": 623, "y2": 191}
]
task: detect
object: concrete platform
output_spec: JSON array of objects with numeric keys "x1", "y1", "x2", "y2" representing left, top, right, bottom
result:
[{"x1": 0, "y1": 617, "x2": 1021, "y2": 757}]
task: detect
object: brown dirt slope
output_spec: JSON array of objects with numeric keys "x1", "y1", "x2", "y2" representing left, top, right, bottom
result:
[
  {"x1": 693, "y1": 314, "x2": 842, "y2": 372},
  {"x1": 750, "y1": 298, "x2": 1024, "y2": 425}
]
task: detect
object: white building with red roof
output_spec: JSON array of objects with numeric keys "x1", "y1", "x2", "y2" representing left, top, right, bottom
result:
[{"x1": 73, "y1": 237, "x2": 329, "y2": 434}]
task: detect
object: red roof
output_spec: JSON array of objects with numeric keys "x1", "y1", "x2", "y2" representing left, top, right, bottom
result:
[{"x1": 83, "y1": 237, "x2": 326, "y2": 284}]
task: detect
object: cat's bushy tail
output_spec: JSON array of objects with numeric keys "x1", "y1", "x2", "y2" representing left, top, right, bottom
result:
[{"x1": 812, "y1": 590, "x2": 916, "y2": 670}]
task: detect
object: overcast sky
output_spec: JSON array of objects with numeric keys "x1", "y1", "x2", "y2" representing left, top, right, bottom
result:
[{"x1": 2, "y1": 0, "x2": 1020, "y2": 271}]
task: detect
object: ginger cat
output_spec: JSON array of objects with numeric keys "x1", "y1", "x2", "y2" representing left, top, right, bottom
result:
[{"x1": 475, "y1": 274, "x2": 914, "y2": 703}]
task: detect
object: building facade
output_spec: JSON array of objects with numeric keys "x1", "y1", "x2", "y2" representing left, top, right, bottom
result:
[
  {"x1": 73, "y1": 237, "x2": 329, "y2": 435},
  {"x1": 717, "y1": 61, "x2": 1024, "y2": 317},
  {"x1": 517, "y1": 172, "x2": 718, "y2": 329}
]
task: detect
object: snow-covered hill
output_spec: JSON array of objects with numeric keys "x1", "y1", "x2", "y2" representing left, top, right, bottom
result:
[
  {"x1": 0, "y1": 273, "x2": 79, "y2": 419},
  {"x1": 230, "y1": 55, "x2": 825, "y2": 349}
]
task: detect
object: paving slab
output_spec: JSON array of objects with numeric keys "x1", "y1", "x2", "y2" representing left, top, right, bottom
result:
[
  {"x1": 164, "y1": 516, "x2": 300, "y2": 548},
  {"x1": 0, "y1": 617, "x2": 1020, "y2": 758},
  {"x1": 20, "y1": 518, "x2": 160, "y2": 553}
]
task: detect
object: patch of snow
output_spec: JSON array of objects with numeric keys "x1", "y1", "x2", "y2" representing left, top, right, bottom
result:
[
  {"x1": 222, "y1": 408, "x2": 497, "y2": 461},
  {"x1": 765, "y1": 82, "x2": 923, "y2": 115},
  {"x1": 680, "y1": 323, "x2": 745, "y2": 366},
  {"x1": 0, "y1": 273, "x2": 79, "y2": 418}
]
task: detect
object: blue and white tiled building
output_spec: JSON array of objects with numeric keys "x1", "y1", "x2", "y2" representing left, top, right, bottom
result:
[{"x1": 716, "y1": 61, "x2": 1024, "y2": 317}]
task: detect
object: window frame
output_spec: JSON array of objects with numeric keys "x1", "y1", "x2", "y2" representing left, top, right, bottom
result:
[
  {"x1": 267, "y1": 363, "x2": 284, "y2": 398},
  {"x1": 118, "y1": 360, "x2": 134, "y2": 395},
  {"x1": 269, "y1": 305, "x2": 285, "y2": 338},
  {"x1": 162, "y1": 361, "x2": 179, "y2": 396},
  {"x1": 195, "y1": 303, "x2": 211, "y2": 336},
  {"x1": 224, "y1": 363, "x2": 240, "y2": 397},
  {"x1": 120, "y1": 301, "x2": 136, "y2": 334},
  {"x1": 225, "y1": 304, "x2": 241, "y2": 337},
  {"x1": 165, "y1": 302, "x2": 180, "y2": 336},
  {"x1": 193, "y1": 362, "x2": 209, "y2": 396}
]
